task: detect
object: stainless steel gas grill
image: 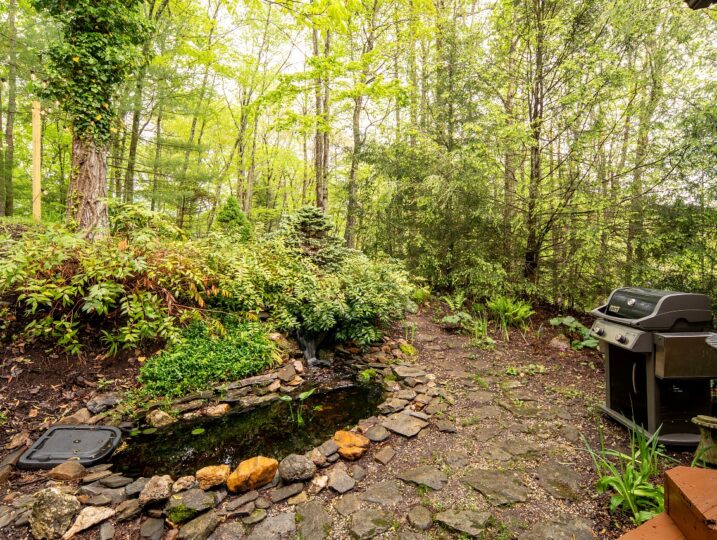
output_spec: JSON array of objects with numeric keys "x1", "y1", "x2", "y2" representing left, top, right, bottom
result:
[{"x1": 590, "y1": 287, "x2": 717, "y2": 445}]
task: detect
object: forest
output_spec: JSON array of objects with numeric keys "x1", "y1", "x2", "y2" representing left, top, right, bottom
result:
[{"x1": 0, "y1": 0, "x2": 716, "y2": 309}]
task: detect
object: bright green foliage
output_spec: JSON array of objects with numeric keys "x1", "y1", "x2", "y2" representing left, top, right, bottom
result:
[
  {"x1": 216, "y1": 197, "x2": 252, "y2": 241},
  {"x1": 0, "y1": 207, "x2": 412, "y2": 353},
  {"x1": 30, "y1": 0, "x2": 151, "y2": 145},
  {"x1": 138, "y1": 319, "x2": 278, "y2": 398},
  {"x1": 585, "y1": 427, "x2": 668, "y2": 525},
  {"x1": 109, "y1": 202, "x2": 186, "y2": 240},
  {"x1": 279, "y1": 206, "x2": 347, "y2": 270},
  {"x1": 549, "y1": 316, "x2": 599, "y2": 350},
  {"x1": 486, "y1": 296, "x2": 534, "y2": 340}
]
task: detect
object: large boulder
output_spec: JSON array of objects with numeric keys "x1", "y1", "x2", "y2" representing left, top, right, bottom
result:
[
  {"x1": 279, "y1": 454, "x2": 316, "y2": 482},
  {"x1": 165, "y1": 488, "x2": 216, "y2": 524},
  {"x1": 226, "y1": 457, "x2": 278, "y2": 493},
  {"x1": 29, "y1": 488, "x2": 81, "y2": 539},
  {"x1": 333, "y1": 431, "x2": 370, "y2": 460},
  {"x1": 196, "y1": 465, "x2": 230, "y2": 491}
]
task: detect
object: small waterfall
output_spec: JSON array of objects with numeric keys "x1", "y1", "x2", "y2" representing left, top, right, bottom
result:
[{"x1": 297, "y1": 330, "x2": 330, "y2": 368}]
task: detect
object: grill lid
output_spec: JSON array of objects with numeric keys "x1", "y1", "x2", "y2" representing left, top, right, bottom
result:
[{"x1": 592, "y1": 287, "x2": 713, "y2": 331}]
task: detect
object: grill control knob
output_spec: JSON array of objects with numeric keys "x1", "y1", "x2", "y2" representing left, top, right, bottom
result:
[
  {"x1": 616, "y1": 334, "x2": 628, "y2": 344},
  {"x1": 594, "y1": 327, "x2": 605, "y2": 336}
]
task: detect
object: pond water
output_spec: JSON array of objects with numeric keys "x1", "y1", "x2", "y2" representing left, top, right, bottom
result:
[{"x1": 112, "y1": 382, "x2": 384, "y2": 478}]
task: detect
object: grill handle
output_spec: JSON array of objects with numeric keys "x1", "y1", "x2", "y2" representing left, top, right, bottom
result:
[{"x1": 632, "y1": 362, "x2": 638, "y2": 395}]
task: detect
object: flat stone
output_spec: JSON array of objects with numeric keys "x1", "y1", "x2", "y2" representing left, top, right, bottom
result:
[
  {"x1": 287, "y1": 491, "x2": 308, "y2": 505},
  {"x1": 62, "y1": 506, "x2": 115, "y2": 539},
  {"x1": 296, "y1": 501, "x2": 331, "y2": 540},
  {"x1": 306, "y1": 448, "x2": 327, "y2": 467},
  {"x1": 79, "y1": 485, "x2": 126, "y2": 505},
  {"x1": 378, "y1": 398, "x2": 409, "y2": 415},
  {"x1": 116, "y1": 499, "x2": 142, "y2": 521},
  {"x1": 223, "y1": 491, "x2": 258, "y2": 514},
  {"x1": 254, "y1": 497, "x2": 271, "y2": 509},
  {"x1": 481, "y1": 445, "x2": 512, "y2": 462},
  {"x1": 239, "y1": 394, "x2": 279, "y2": 409},
  {"x1": 57, "y1": 408, "x2": 93, "y2": 425},
  {"x1": 519, "y1": 514, "x2": 594, "y2": 540},
  {"x1": 327, "y1": 467, "x2": 355, "y2": 494},
  {"x1": 350, "y1": 508, "x2": 392, "y2": 539},
  {"x1": 407, "y1": 505, "x2": 432, "y2": 530},
  {"x1": 140, "y1": 517, "x2": 165, "y2": 540},
  {"x1": 397, "y1": 466, "x2": 447, "y2": 490},
  {"x1": 87, "y1": 495, "x2": 112, "y2": 506},
  {"x1": 29, "y1": 488, "x2": 81, "y2": 540},
  {"x1": 247, "y1": 510, "x2": 295, "y2": 540},
  {"x1": 424, "y1": 402, "x2": 448, "y2": 415},
  {"x1": 396, "y1": 389, "x2": 417, "y2": 401},
  {"x1": 434, "y1": 509, "x2": 491, "y2": 537},
  {"x1": 375, "y1": 446, "x2": 396, "y2": 465},
  {"x1": 414, "y1": 394, "x2": 432, "y2": 406},
  {"x1": 462, "y1": 469, "x2": 527, "y2": 506},
  {"x1": 365, "y1": 425, "x2": 390, "y2": 443},
  {"x1": 279, "y1": 454, "x2": 316, "y2": 482},
  {"x1": 126, "y1": 477, "x2": 149, "y2": 497},
  {"x1": 317, "y1": 440, "x2": 339, "y2": 457},
  {"x1": 82, "y1": 470, "x2": 113, "y2": 484},
  {"x1": 435, "y1": 420, "x2": 457, "y2": 433},
  {"x1": 208, "y1": 522, "x2": 246, "y2": 540},
  {"x1": 277, "y1": 364, "x2": 297, "y2": 383},
  {"x1": 537, "y1": 462, "x2": 581, "y2": 500},
  {"x1": 242, "y1": 509, "x2": 267, "y2": 525},
  {"x1": 166, "y1": 488, "x2": 216, "y2": 524},
  {"x1": 360, "y1": 480, "x2": 402, "y2": 506},
  {"x1": 177, "y1": 510, "x2": 221, "y2": 540},
  {"x1": 382, "y1": 413, "x2": 428, "y2": 438},
  {"x1": 349, "y1": 464, "x2": 367, "y2": 482},
  {"x1": 196, "y1": 465, "x2": 230, "y2": 491},
  {"x1": 559, "y1": 425, "x2": 581, "y2": 444},
  {"x1": 49, "y1": 461, "x2": 87, "y2": 481},
  {"x1": 140, "y1": 475, "x2": 173, "y2": 505},
  {"x1": 444, "y1": 451, "x2": 470, "y2": 468},
  {"x1": 471, "y1": 405, "x2": 502, "y2": 420},
  {"x1": 393, "y1": 366, "x2": 426, "y2": 379},
  {"x1": 100, "y1": 522, "x2": 115, "y2": 540},
  {"x1": 268, "y1": 482, "x2": 303, "y2": 503},
  {"x1": 335, "y1": 493, "x2": 361, "y2": 516},
  {"x1": 100, "y1": 474, "x2": 133, "y2": 488},
  {"x1": 204, "y1": 404, "x2": 230, "y2": 417}
]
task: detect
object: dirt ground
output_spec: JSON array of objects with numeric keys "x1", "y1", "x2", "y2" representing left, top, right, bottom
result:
[{"x1": 0, "y1": 304, "x2": 693, "y2": 539}]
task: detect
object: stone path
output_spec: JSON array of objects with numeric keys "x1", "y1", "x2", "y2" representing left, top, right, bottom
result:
[{"x1": 0, "y1": 309, "x2": 623, "y2": 539}]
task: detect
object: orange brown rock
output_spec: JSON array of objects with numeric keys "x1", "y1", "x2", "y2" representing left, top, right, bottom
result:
[
  {"x1": 333, "y1": 430, "x2": 370, "y2": 460},
  {"x1": 226, "y1": 456, "x2": 278, "y2": 493},
  {"x1": 196, "y1": 465, "x2": 231, "y2": 490}
]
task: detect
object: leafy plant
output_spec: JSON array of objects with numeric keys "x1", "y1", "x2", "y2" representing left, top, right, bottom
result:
[
  {"x1": 279, "y1": 388, "x2": 317, "y2": 427},
  {"x1": 358, "y1": 368, "x2": 377, "y2": 383},
  {"x1": 466, "y1": 315, "x2": 495, "y2": 350},
  {"x1": 550, "y1": 316, "x2": 599, "y2": 350},
  {"x1": 138, "y1": 319, "x2": 279, "y2": 398},
  {"x1": 584, "y1": 427, "x2": 668, "y2": 525},
  {"x1": 216, "y1": 197, "x2": 252, "y2": 241},
  {"x1": 486, "y1": 296, "x2": 534, "y2": 340},
  {"x1": 441, "y1": 291, "x2": 467, "y2": 312}
]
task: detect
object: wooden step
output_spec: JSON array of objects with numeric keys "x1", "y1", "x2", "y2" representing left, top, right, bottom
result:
[
  {"x1": 665, "y1": 466, "x2": 717, "y2": 540},
  {"x1": 619, "y1": 513, "x2": 686, "y2": 540}
]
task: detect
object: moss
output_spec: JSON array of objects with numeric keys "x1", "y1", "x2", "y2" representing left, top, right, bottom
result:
[
  {"x1": 166, "y1": 504, "x2": 197, "y2": 524},
  {"x1": 400, "y1": 343, "x2": 418, "y2": 356}
]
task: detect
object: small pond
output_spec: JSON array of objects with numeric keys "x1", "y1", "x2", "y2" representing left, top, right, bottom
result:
[{"x1": 112, "y1": 382, "x2": 384, "y2": 478}]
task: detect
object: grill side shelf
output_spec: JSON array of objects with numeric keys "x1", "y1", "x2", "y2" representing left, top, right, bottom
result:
[{"x1": 654, "y1": 332, "x2": 717, "y2": 379}]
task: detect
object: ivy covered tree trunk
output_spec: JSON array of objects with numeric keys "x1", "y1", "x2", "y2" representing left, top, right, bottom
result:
[{"x1": 67, "y1": 136, "x2": 109, "y2": 236}]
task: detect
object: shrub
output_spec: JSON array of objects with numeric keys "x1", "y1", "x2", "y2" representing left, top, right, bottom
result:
[
  {"x1": 0, "y1": 208, "x2": 412, "y2": 354},
  {"x1": 277, "y1": 205, "x2": 347, "y2": 270},
  {"x1": 216, "y1": 197, "x2": 252, "y2": 241},
  {"x1": 138, "y1": 319, "x2": 279, "y2": 398},
  {"x1": 486, "y1": 296, "x2": 534, "y2": 340}
]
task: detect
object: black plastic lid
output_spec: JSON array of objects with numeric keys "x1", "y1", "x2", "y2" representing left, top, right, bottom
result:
[{"x1": 17, "y1": 426, "x2": 122, "y2": 470}]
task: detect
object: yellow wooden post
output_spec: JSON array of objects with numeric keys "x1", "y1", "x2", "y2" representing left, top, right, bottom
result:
[{"x1": 32, "y1": 100, "x2": 41, "y2": 222}]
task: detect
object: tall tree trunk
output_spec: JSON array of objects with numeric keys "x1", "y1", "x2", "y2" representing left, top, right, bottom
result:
[
  {"x1": 523, "y1": 0, "x2": 545, "y2": 282},
  {"x1": 124, "y1": 60, "x2": 148, "y2": 204},
  {"x1": 244, "y1": 112, "x2": 259, "y2": 215},
  {"x1": 345, "y1": 95, "x2": 362, "y2": 248},
  {"x1": 314, "y1": 29, "x2": 330, "y2": 212},
  {"x1": 3, "y1": 0, "x2": 18, "y2": 216},
  {"x1": 151, "y1": 101, "x2": 163, "y2": 211},
  {"x1": 67, "y1": 137, "x2": 109, "y2": 236}
]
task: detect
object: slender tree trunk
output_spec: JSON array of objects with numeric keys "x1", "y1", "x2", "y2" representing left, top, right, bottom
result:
[
  {"x1": 244, "y1": 112, "x2": 259, "y2": 215},
  {"x1": 151, "y1": 101, "x2": 163, "y2": 211},
  {"x1": 523, "y1": 0, "x2": 545, "y2": 282},
  {"x1": 0, "y1": 78, "x2": 5, "y2": 214},
  {"x1": 345, "y1": 95, "x2": 362, "y2": 248},
  {"x1": 124, "y1": 61, "x2": 148, "y2": 204},
  {"x1": 67, "y1": 136, "x2": 109, "y2": 236},
  {"x1": 3, "y1": 0, "x2": 18, "y2": 216}
]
